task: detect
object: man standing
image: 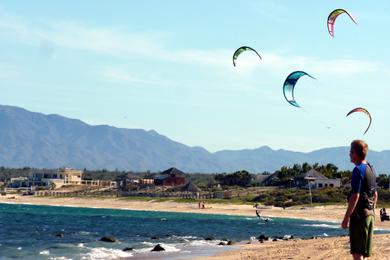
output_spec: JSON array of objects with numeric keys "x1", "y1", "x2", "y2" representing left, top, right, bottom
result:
[{"x1": 342, "y1": 140, "x2": 378, "y2": 260}]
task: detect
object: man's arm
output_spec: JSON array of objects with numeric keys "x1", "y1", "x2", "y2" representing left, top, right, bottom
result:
[
  {"x1": 374, "y1": 191, "x2": 378, "y2": 208},
  {"x1": 342, "y1": 193, "x2": 360, "y2": 229}
]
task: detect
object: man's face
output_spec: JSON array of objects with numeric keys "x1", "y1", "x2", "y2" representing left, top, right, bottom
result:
[{"x1": 349, "y1": 148, "x2": 360, "y2": 164}]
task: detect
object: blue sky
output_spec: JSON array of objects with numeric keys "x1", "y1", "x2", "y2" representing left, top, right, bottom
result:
[{"x1": 0, "y1": 0, "x2": 389, "y2": 152}]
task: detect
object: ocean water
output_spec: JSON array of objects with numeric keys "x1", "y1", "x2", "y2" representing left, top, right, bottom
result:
[{"x1": 0, "y1": 203, "x2": 384, "y2": 259}]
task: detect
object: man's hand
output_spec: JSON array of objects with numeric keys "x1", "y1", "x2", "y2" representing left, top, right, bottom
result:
[{"x1": 341, "y1": 217, "x2": 349, "y2": 229}]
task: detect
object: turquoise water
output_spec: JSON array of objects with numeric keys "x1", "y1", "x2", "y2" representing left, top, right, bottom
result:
[{"x1": 0, "y1": 203, "x2": 376, "y2": 259}]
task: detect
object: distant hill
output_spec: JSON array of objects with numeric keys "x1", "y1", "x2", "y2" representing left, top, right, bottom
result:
[{"x1": 0, "y1": 105, "x2": 388, "y2": 173}]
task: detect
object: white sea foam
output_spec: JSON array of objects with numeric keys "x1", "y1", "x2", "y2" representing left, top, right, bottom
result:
[
  {"x1": 189, "y1": 240, "x2": 221, "y2": 247},
  {"x1": 78, "y1": 243, "x2": 85, "y2": 248},
  {"x1": 81, "y1": 247, "x2": 133, "y2": 259},
  {"x1": 50, "y1": 257, "x2": 73, "y2": 260},
  {"x1": 180, "y1": 236, "x2": 198, "y2": 239},
  {"x1": 62, "y1": 205, "x2": 79, "y2": 208},
  {"x1": 17, "y1": 247, "x2": 22, "y2": 250},
  {"x1": 134, "y1": 247, "x2": 154, "y2": 253},
  {"x1": 374, "y1": 227, "x2": 390, "y2": 231},
  {"x1": 159, "y1": 244, "x2": 180, "y2": 252},
  {"x1": 39, "y1": 250, "x2": 50, "y2": 255},
  {"x1": 78, "y1": 231, "x2": 92, "y2": 236},
  {"x1": 301, "y1": 223, "x2": 340, "y2": 229},
  {"x1": 170, "y1": 235, "x2": 198, "y2": 242}
]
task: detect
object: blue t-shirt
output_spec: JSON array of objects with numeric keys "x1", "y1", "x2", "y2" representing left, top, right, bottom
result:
[{"x1": 351, "y1": 163, "x2": 367, "y2": 194}]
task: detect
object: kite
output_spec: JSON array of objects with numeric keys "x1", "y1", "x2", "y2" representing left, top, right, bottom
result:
[
  {"x1": 283, "y1": 71, "x2": 315, "y2": 108},
  {"x1": 327, "y1": 9, "x2": 357, "y2": 37},
  {"x1": 232, "y1": 46, "x2": 262, "y2": 67},
  {"x1": 346, "y1": 107, "x2": 372, "y2": 135}
]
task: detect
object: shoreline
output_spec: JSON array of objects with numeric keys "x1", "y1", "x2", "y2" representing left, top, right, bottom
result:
[{"x1": 1, "y1": 195, "x2": 390, "y2": 230}]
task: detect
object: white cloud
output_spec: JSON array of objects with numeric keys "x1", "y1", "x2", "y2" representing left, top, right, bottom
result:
[
  {"x1": 100, "y1": 67, "x2": 177, "y2": 87},
  {"x1": 0, "y1": 13, "x2": 385, "y2": 79},
  {"x1": 101, "y1": 69, "x2": 152, "y2": 85}
]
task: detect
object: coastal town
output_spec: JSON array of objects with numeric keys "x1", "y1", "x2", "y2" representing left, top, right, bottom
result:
[
  {"x1": 1, "y1": 165, "x2": 345, "y2": 199},
  {"x1": 2, "y1": 164, "x2": 389, "y2": 208}
]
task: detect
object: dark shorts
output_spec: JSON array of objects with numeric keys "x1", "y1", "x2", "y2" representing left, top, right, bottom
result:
[{"x1": 349, "y1": 215, "x2": 374, "y2": 257}]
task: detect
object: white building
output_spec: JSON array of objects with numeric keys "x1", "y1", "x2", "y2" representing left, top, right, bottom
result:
[
  {"x1": 8, "y1": 168, "x2": 83, "y2": 190},
  {"x1": 30, "y1": 168, "x2": 83, "y2": 188},
  {"x1": 295, "y1": 169, "x2": 341, "y2": 189}
]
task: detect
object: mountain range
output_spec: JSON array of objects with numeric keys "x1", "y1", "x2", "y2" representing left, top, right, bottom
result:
[{"x1": 0, "y1": 105, "x2": 388, "y2": 173}]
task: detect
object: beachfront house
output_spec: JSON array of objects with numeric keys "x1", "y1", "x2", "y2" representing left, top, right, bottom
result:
[
  {"x1": 30, "y1": 168, "x2": 83, "y2": 189},
  {"x1": 8, "y1": 177, "x2": 30, "y2": 189},
  {"x1": 294, "y1": 169, "x2": 341, "y2": 189},
  {"x1": 8, "y1": 168, "x2": 83, "y2": 190},
  {"x1": 117, "y1": 174, "x2": 156, "y2": 190},
  {"x1": 154, "y1": 167, "x2": 187, "y2": 186},
  {"x1": 117, "y1": 173, "x2": 142, "y2": 186}
]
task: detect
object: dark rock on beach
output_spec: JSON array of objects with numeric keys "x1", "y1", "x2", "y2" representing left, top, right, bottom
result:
[
  {"x1": 227, "y1": 241, "x2": 234, "y2": 245},
  {"x1": 151, "y1": 244, "x2": 165, "y2": 252},
  {"x1": 151, "y1": 236, "x2": 159, "y2": 240},
  {"x1": 258, "y1": 235, "x2": 268, "y2": 240},
  {"x1": 204, "y1": 236, "x2": 214, "y2": 241},
  {"x1": 218, "y1": 242, "x2": 227, "y2": 246},
  {"x1": 122, "y1": 247, "x2": 134, "y2": 252},
  {"x1": 100, "y1": 236, "x2": 117, "y2": 243}
]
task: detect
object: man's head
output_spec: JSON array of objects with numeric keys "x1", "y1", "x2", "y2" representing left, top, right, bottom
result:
[{"x1": 350, "y1": 140, "x2": 368, "y2": 165}]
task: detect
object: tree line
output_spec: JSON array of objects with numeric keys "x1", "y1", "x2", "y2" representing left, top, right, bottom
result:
[{"x1": 0, "y1": 164, "x2": 389, "y2": 190}]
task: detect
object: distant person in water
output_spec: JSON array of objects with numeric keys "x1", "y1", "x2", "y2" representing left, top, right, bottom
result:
[
  {"x1": 342, "y1": 140, "x2": 378, "y2": 260},
  {"x1": 253, "y1": 203, "x2": 261, "y2": 218}
]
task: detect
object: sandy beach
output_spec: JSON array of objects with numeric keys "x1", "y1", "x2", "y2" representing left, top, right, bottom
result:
[
  {"x1": 193, "y1": 235, "x2": 390, "y2": 260},
  {"x1": 2, "y1": 195, "x2": 390, "y2": 259}
]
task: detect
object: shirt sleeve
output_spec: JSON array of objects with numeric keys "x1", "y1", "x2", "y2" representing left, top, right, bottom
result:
[{"x1": 351, "y1": 167, "x2": 362, "y2": 194}]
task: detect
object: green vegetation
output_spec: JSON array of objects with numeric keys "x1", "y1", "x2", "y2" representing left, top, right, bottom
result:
[
  {"x1": 269, "y1": 163, "x2": 352, "y2": 187},
  {"x1": 253, "y1": 187, "x2": 349, "y2": 207},
  {"x1": 215, "y1": 171, "x2": 252, "y2": 187},
  {"x1": 0, "y1": 167, "x2": 31, "y2": 182},
  {"x1": 187, "y1": 173, "x2": 217, "y2": 189},
  {"x1": 2, "y1": 163, "x2": 390, "y2": 208},
  {"x1": 377, "y1": 174, "x2": 390, "y2": 189}
]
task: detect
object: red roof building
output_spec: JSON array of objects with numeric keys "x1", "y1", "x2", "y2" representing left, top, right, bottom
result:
[{"x1": 154, "y1": 167, "x2": 187, "y2": 186}]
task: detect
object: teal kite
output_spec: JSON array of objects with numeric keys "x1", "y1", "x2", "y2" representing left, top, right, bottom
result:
[{"x1": 283, "y1": 71, "x2": 315, "y2": 108}]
